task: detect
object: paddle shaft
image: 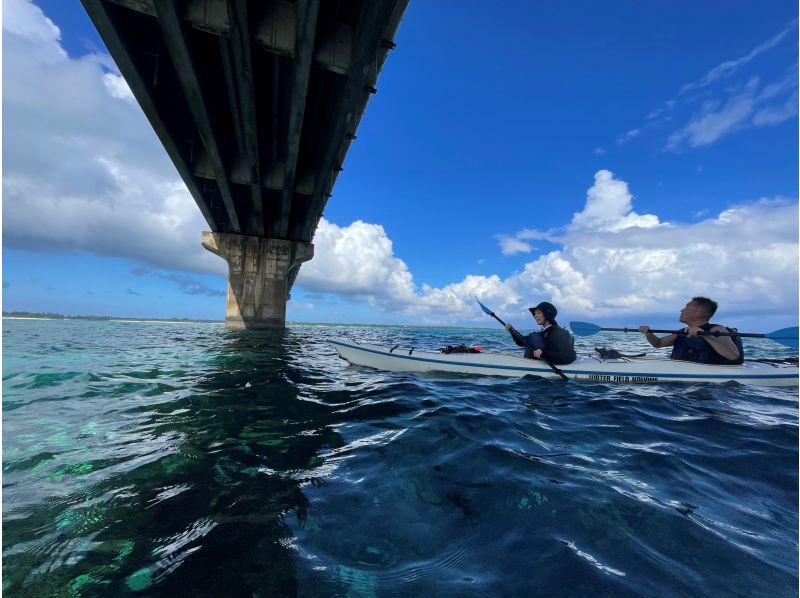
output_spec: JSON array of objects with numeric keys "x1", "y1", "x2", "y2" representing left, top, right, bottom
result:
[
  {"x1": 488, "y1": 312, "x2": 570, "y2": 382},
  {"x1": 603, "y1": 327, "x2": 775, "y2": 339}
]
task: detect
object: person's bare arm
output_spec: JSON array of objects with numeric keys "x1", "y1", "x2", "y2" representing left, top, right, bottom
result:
[{"x1": 638, "y1": 326, "x2": 677, "y2": 348}]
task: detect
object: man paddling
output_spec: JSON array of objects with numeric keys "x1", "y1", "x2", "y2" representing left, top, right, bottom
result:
[
  {"x1": 505, "y1": 302, "x2": 576, "y2": 364},
  {"x1": 638, "y1": 297, "x2": 743, "y2": 364}
]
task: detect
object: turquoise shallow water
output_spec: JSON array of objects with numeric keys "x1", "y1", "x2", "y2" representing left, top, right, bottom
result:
[{"x1": 2, "y1": 319, "x2": 798, "y2": 596}]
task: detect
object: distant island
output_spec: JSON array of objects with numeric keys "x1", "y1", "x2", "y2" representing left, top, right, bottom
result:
[{"x1": 2, "y1": 311, "x2": 223, "y2": 323}]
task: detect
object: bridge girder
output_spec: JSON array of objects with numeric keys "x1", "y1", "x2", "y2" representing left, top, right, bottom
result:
[{"x1": 81, "y1": 0, "x2": 407, "y2": 244}]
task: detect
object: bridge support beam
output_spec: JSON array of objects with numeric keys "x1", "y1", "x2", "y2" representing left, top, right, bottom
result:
[{"x1": 202, "y1": 232, "x2": 314, "y2": 329}]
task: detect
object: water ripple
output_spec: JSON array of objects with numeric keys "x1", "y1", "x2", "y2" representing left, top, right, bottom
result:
[{"x1": 2, "y1": 320, "x2": 797, "y2": 596}]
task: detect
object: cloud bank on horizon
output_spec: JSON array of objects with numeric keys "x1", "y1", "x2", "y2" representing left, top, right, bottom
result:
[
  {"x1": 300, "y1": 171, "x2": 798, "y2": 324},
  {"x1": 3, "y1": 0, "x2": 798, "y2": 325}
]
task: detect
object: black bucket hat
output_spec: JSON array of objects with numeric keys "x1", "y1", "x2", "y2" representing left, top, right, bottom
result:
[{"x1": 529, "y1": 301, "x2": 557, "y2": 323}]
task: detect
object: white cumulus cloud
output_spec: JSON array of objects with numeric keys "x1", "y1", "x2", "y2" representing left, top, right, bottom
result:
[
  {"x1": 102, "y1": 72, "x2": 135, "y2": 102},
  {"x1": 3, "y1": 0, "x2": 221, "y2": 275},
  {"x1": 298, "y1": 171, "x2": 797, "y2": 326},
  {"x1": 570, "y1": 170, "x2": 661, "y2": 232},
  {"x1": 297, "y1": 219, "x2": 416, "y2": 308},
  {"x1": 496, "y1": 235, "x2": 533, "y2": 256},
  {"x1": 446, "y1": 172, "x2": 795, "y2": 324}
]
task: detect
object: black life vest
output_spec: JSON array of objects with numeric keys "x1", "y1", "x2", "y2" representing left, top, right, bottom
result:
[
  {"x1": 671, "y1": 323, "x2": 744, "y2": 365},
  {"x1": 523, "y1": 325, "x2": 576, "y2": 363},
  {"x1": 523, "y1": 331, "x2": 546, "y2": 358}
]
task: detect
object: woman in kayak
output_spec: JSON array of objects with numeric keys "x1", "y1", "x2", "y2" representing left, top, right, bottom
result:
[
  {"x1": 638, "y1": 296, "x2": 743, "y2": 364},
  {"x1": 504, "y1": 301, "x2": 577, "y2": 364}
]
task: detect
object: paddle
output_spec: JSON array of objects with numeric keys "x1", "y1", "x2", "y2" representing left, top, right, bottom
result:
[
  {"x1": 475, "y1": 297, "x2": 570, "y2": 382},
  {"x1": 569, "y1": 321, "x2": 799, "y2": 350}
]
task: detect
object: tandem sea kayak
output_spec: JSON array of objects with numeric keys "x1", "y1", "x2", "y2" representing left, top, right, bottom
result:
[{"x1": 330, "y1": 338, "x2": 799, "y2": 387}]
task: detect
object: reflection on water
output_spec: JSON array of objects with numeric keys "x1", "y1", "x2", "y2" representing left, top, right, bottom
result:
[{"x1": 2, "y1": 320, "x2": 798, "y2": 596}]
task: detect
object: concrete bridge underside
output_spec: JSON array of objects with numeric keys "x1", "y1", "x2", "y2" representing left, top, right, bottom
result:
[{"x1": 82, "y1": 0, "x2": 407, "y2": 327}]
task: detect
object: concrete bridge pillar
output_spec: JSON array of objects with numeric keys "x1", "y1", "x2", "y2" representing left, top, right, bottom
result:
[{"x1": 201, "y1": 232, "x2": 314, "y2": 329}]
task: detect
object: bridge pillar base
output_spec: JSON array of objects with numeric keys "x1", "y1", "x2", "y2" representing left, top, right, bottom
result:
[{"x1": 201, "y1": 232, "x2": 314, "y2": 329}]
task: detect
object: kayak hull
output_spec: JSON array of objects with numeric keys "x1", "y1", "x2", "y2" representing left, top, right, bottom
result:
[{"x1": 330, "y1": 338, "x2": 798, "y2": 387}]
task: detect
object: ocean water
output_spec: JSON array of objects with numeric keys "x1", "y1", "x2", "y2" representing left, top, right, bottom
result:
[{"x1": 2, "y1": 318, "x2": 797, "y2": 597}]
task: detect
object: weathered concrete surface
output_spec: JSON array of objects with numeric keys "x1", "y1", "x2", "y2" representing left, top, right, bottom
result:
[{"x1": 202, "y1": 232, "x2": 313, "y2": 329}]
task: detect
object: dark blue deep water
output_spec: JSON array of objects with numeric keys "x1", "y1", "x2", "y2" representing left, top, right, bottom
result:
[{"x1": 3, "y1": 319, "x2": 798, "y2": 596}]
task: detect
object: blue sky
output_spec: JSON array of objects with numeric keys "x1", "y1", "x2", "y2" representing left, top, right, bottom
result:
[{"x1": 3, "y1": 0, "x2": 798, "y2": 330}]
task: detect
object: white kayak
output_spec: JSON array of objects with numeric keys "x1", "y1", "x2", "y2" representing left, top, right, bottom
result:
[{"x1": 330, "y1": 338, "x2": 798, "y2": 387}]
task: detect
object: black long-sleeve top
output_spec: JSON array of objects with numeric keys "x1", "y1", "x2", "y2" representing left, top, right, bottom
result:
[{"x1": 511, "y1": 324, "x2": 576, "y2": 365}]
